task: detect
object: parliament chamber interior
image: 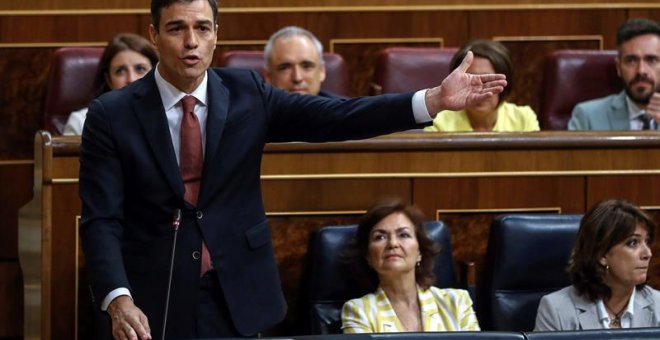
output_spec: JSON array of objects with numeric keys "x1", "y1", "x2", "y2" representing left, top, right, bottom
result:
[{"x1": 1, "y1": 0, "x2": 660, "y2": 339}]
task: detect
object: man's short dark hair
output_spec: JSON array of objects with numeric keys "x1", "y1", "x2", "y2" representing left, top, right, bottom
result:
[
  {"x1": 616, "y1": 18, "x2": 660, "y2": 47},
  {"x1": 151, "y1": 0, "x2": 218, "y2": 31}
]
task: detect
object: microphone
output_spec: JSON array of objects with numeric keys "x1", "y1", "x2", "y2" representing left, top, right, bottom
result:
[{"x1": 161, "y1": 208, "x2": 181, "y2": 340}]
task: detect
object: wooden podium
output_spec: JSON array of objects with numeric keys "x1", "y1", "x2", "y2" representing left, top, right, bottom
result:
[{"x1": 18, "y1": 130, "x2": 660, "y2": 339}]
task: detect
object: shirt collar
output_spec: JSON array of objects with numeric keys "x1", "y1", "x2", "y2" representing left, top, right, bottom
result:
[
  {"x1": 596, "y1": 287, "x2": 636, "y2": 324},
  {"x1": 154, "y1": 63, "x2": 209, "y2": 111},
  {"x1": 626, "y1": 95, "x2": 646, "y2": 121}
]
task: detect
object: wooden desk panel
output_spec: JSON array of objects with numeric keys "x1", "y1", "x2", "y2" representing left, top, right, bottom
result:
[
  {"x1": 16, "y1": 130, "x2": 660, "y2": 338},
  {"x1": 0, "y1": 161, "x2": 32, "y2": 338},
  {"x1": 413, "y1": 176, "x2": 585, "y2": 273}
]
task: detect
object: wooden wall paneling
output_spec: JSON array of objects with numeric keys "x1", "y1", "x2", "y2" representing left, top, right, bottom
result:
[
  {"x1": 0, "y1": 162, "x2": 32, "y2": 337},
  {"x1": 0, "y1": 15, "x2": 145, "y2": 43},
  {"x1": 18, "y1": 132, "x2": 52, "y2": 340},
  {"x1": 263, "y1": 178, "x2": 411, "y2": 333},
  {"x1": 262, "y1": 146, "x2": 660, "y2": 176},
  {"x1": 211, "y1": 40, "x2": 267, "y2": 67},
  {"x1": 586, "y1": 175, "x2": 660, "y2": 208},
  {"x1": 412, "y1": 176, "x2": 585, "y2": 278},
  {"x1": 330, "y1": 38, "x2": 443, "y2": 96},
  {"x1": 216, "y1": 12, "x2": 310, "y2": 41},
  {"x1": 469, "y1": 9, "x2": 626, "y2": 49},
  {"x1": 0, "y1": 262, "x2": 22, "y2": 337},
  {"x1": 217, "y1": 10, "x2": 467, "y2": 96},
  {"x1": 0, "y1": 162, "x2": 33, "y2": 258},
  {"x1": 0, "y1": 0, "x2": 658, "y2": 11},
  {"x1": 327, "y1": 11, "x2": 468, "y2": 96},
  {"x1": 495, "y1": 37, "x2": 602, "y2": 113},
  {"x1": 0, "y1": 48, "x2": 54, "y2": 160},
  {"x1": 267, "y1": 214, "x2": 362, "y2": 335},
  {"x1": 209, "y1": 0, "x2": 660, "y2": 6},
  {"x1": 0, "y1": 1, "x2": 149, "y2": 10},
  {"x1": 0, "y1": 161, "x2": 31, "y2": 338},
  {"x1": 262, "y1": 178, "x2": 412, "y2": 212},
  {"x1": 15, "y1": 133, "x2": 86, "y2": 340},
  {"x1": 628, "y1": 9, "x2": 660, "y2": 21},
  {"x1": 51, "y1": 184, "x2": 82, "y2": 340}
]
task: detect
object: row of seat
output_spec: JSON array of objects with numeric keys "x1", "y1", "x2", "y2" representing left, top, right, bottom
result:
[
  {"x1": 284, "y1": 327, "x2": 660, "y2": 339},
  {"x1": 303, "y1": 214, "x2": 583, "y2": 334},
  {"x1": 220, "y1": 48, "x2": 623, "y2": 131},
  {"x1": 43, "y1": 47, "x2": 621, "y2": 134}
]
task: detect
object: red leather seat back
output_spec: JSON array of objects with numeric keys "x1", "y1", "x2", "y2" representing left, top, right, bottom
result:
[
  {"x1": 43, "y1": 47, "x2": 104, "y2": 134},
  {"x1": 219, "y1": 50, "x2": 351, "y2": 97},
  {"x1": 372, "y1": 47, "x2": 458, "y2": 94},
  {"x1": 540, "y1": 50, "x2": 622, "y2": 130}
]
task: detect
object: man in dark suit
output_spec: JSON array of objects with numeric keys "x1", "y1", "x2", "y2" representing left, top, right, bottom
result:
[{"x1": 79, "y1": 0, "x2": 506, "y2": 339}]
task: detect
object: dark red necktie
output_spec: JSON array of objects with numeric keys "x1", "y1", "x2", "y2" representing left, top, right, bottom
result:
[{"x1": 180, "y1": 95, "x2": 211, "y2": 276}]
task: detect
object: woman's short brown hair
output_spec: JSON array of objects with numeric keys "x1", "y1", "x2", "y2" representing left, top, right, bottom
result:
[
  {"x1": 345, "y1": 199, "x2": 440, "y2": 291},
  {"x1": 449, "y1": 39, "x2": 513, "y2": 104},
  {"x1": 569, "y1": 199, "x2": 656, "y2": 301}
]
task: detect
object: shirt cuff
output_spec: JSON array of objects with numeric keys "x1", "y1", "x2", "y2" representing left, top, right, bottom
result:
[
  {"x1": 101, "y1": 287, "x2": 132, "y2": 311},
  {"x1": 412, "y1": 89, "x2": 432, "y2": 123}
]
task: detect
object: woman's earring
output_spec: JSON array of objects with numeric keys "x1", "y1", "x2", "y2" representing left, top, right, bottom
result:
[{"x1": 416, "y1": 261, "x2": 421, "y2": 267}]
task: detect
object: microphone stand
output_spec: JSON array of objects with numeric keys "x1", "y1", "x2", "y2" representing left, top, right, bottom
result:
[{"x1": 161, "y1": 209, "x2": 181, "y2": 340}]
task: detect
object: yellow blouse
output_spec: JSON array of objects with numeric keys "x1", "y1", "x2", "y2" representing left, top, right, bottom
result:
[
  {"x1": 342, "y1": 286, "x2": 480, "y2": 333},
  {"x1": 424, "y1": 101, "x2": 539, "y2": 132}
]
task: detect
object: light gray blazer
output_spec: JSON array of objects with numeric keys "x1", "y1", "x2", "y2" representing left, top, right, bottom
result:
[
  {"x1": 567, "y1": 91, "x2": 631, "y2": 130},
  {"x1": 534, "y1": 285, "x2": 660, "y2": 331}
]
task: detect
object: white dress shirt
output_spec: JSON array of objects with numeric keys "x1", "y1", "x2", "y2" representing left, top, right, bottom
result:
[{"x1": 596, "y1": 288, "x2": 636, "y2": 329}]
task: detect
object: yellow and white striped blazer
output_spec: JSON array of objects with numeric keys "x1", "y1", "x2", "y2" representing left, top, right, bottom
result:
[{"x1": 341, "y1": 286, "x2": 480, "y2": 333}]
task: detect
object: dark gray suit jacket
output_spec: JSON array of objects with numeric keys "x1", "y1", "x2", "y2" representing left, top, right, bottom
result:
[
  {"x1": 535, "y1": 285, "x2": 660, "y2": 331},
  {"x1": 79, "y1": 67, "x2": 420, "y2": 338}
]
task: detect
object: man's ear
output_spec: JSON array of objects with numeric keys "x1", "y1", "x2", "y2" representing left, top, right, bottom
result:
[
  {"x1": 264, "y1": 70, "x2": 272, "y2": 84},
  {"x1": 319, "y1": 64, "x2": 327, "y2": 82},
  {"x1": 615, "y1": 56, "x2": 622, "y2": 78},
  {"x1": 148, "y1": 24, "x2": 158, "y2": 47},
  {"x1": 213, "y1": 24, "x2": 219, "y2": 50}
]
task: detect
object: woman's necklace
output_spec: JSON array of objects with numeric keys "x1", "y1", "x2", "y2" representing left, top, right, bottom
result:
[{"x1": 605, "y1": 302, "x2": 626, "y2": 328}]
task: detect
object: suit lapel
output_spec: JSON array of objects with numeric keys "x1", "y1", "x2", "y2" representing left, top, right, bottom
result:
[
  {"x1": 375, "y1": 288, "x2": 402, "y2": 332},
  {"x1": 198, "y1": 70, "x2": 229, "y2": 207},
  {"x1": 572, "y1": 289, "x2": 601, "y2": 329},
  {"x1": 132, "y1": 72, "x2": 184, "y2": 199},
  {"x1": 632, "y1": 288, "x2": 653, "y2": 327},
  {"x1": 608, "y1": 91, "x2": 631, "y2": 130},
  {"x1": 419, "y1": 287, "x2": 440, "y2": 331}
]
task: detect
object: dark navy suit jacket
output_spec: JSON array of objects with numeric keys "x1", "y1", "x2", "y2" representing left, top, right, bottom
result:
[{"x1": 79, "y1": 67, "x2": 418, "y2": 338}]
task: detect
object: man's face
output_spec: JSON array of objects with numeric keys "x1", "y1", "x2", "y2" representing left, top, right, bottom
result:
[
  {"x1": 265, "y1": 35, "x2": 326, "y2": 95},
  {"x1": 616, "y1": 34, "x2": 660, "y2": 105},
  {"x1": 149, "y1": 0, "x2": 217, "y2": 93}
]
